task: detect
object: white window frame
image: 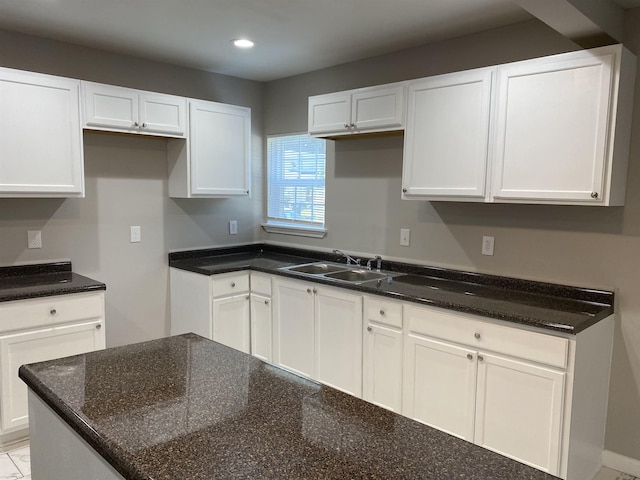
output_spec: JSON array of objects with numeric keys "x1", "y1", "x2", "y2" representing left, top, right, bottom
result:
[{"x1": 262, "y1": 133, "x2": 327, "y2": 238}]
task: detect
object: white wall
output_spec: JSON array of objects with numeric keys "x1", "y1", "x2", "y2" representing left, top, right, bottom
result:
[
  {"x1": 0, "y1": 29, "x2": 264, "y2": 347},
  {"x1": 263, "y1": 17, "x2": 640, "y2": 462}
]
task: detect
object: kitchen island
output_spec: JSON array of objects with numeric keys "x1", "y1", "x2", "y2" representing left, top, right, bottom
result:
[{"x1": 20, "y1": 333, "x2": 558, "y2": 479}]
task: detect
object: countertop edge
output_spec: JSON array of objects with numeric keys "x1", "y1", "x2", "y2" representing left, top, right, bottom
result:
[{"x1": 19, "y1": 361, "x2": 150, "y2": 480}]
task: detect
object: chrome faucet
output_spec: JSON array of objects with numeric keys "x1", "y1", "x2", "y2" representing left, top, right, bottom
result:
[
  {"x1": 333, "y1": 249, "x2": 361, "y2": 266},
  {"x1": 366, "y1": 255, "x2": 382, "y2": 272}
]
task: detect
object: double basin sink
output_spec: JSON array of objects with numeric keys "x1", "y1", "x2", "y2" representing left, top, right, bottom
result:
[{"x1": 281, "y1": 261, "x2": 403, "y2": 285}]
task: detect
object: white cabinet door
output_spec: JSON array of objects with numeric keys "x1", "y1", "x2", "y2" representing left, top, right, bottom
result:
[
  {"x1": 83, "y1": 82, "x2": 138, "y2": 131},
  {"x1": 315, "y1": 287, "x2": 363, "y2": 397},
  {"x1": 0, "y1": 320, "x2": 104, "y2": 433},
  {"x1": 187, "y1": 100, "x2": 251, "y2": 197},
  {"x1": 403, "y1": 333, "x2": 477, "y2": 441},
  {"x1": 212, "y1": 294, "x2": 251, "y2": 354},
  {"x1": 250, "y1": 293, "x2": 272, "y2": 362},
  {"x1": 351, "y1": 84, "x2": 405, "y2": 132},
  {"x1": 272, "y1": 279, "x2": 315, "y2": 378},
  {"x1": 363, "y1": 322, "x2": 403, "y2": 412},
  {"x1": 308, "y1": 92, "x2": 351, "y2": 136},
  {"x1": 402, "y1": 68, "x2": 493, "y2": 199},
  {"x1": 492, "y1": 49, "x2": 615, "y2": 203},
  {"x1": 474, "y1": 352, "x2": 565, "y2": 476},
  {"x1": 0, "y1": 68, "x2": 84, "y2": 197},
  {"x1": 139, "y1": 92, "x2": 187, "y2": 137}
]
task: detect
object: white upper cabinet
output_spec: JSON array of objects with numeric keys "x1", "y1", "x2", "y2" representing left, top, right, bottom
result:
[
  {"x1": 402, "y1": 68, "x2": 494, "y2": 200},
  {"x1": 401, "y1": 44, "x2": 635, "y2": 206},
  {"x1": 309, "y1": 83, "x2": 406, "y2": 137},
  {"x1": 168, "y1": 99, "x2": 251, "y2": 198},
  {"x1": 82, "y1": 82, "x2": 187, "y2": 138},
  {"x1": 491, "y1": 45, "x2": 635, "y2": 205},
  {"x1": 0, "y1": 68, "x2": 84, "y2": 197}
]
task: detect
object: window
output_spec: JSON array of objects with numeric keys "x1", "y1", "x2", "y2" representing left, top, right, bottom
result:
[{"x1": 263, "y1": 133, "x2": 327, "y2": 238}]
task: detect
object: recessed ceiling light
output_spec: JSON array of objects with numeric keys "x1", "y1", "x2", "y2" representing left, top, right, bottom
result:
[{"x1": 232, "y1": 39, "x2": 255, "y2": 48}]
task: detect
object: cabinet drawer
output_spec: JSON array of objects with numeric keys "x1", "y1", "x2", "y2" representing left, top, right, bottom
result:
[
  {"x1": 211, "y1": 272, "x2": 249, "y2": 297},
  {"x1": 0, "y1": 292, "x2": 104, "y2": 333},
  {"x1": 251, "y1": 273, "x2": 272, "y2": 296},
  {"x1": 405, "y1": 305, "x2": 568, "y2": 369},
  {"x1": 364, "y1": 297, "x2": 402, "y2": 329}
]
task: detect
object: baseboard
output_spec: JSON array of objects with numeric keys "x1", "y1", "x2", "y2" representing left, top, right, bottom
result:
[{"x1": 603, "y1": 450, "x2": 640, "y2": 477}]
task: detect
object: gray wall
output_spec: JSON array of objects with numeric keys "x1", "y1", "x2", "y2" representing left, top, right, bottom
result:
[
  {"x1": 264, "y1": 17, "x2": 640, "y2": 461},
  {"x1": 0, "y1": 29, "x2": 264, "y2": 347}
]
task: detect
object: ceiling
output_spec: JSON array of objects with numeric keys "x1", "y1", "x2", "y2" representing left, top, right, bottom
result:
[{"x1": 0, "y1": 0, "x2": 638, "y2": 82}]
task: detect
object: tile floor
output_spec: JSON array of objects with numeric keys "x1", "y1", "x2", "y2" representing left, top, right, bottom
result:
[
  {"x1": 0, "y1": 446, "x2": 30, "y2": 480},
  {"x1": 0, "y1": 444, "x2": 635, "y2": 480}
]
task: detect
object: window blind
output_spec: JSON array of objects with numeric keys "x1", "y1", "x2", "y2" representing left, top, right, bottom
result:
[{"x1": 267, "y1": 134, "x2": 326, "y2": 226}]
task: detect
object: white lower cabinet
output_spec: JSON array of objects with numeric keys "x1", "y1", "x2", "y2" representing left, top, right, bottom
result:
[
  {"x1": 0, "y1": 292, "x2": 105, "y2": 436},
  {"x1": 273, "y1": 277, "x2": 363, "y2": 397},
  {"x1": 362, "y1": 296, "x2": 403, "y2": 412},
  {"x1": 249, "y1": 273, "x2": 273, "y2": 363},
  {"x1": 403, "y1": 334, "x2": 477, "y2": 440},
  {"x1": 211, "y1": 293, "x2": 250, "y2": 354},
  {"x1": 474, "y1": 353, "x2": 565, "y2": 473}
]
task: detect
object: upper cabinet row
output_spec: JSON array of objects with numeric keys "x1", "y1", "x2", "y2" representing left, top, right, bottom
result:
[
  {"x1": 309, "y1": 45, "x2": 636, "y2": 206},
  {"x1": 0, "y1": 68, "x2": 251, "y2": 198}
]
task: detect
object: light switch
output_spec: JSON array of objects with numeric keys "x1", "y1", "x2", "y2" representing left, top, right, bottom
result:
[{"x1": 229, "y1": 220, "x2": 238, "y2": 235}]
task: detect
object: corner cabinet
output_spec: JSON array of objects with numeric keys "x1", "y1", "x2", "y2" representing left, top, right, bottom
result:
[
  {"x1": 401, "y1": 44, "x2": 636, "y2": 205},
  {"x1": 82, "y1": 82, "x2": 187, "y2": 138},
  {"x1": 168, "y1": 100, "x2": 251, "y2": 198},
  {"x1": 0, "y1": 292, "x2": 105, "y2": 436},
  {"x1": 0, "y1": 68, "x2": 84, "y2": 197},
  {"x1": 309, "y1": 83, "x2": 406, "y2": 137}
]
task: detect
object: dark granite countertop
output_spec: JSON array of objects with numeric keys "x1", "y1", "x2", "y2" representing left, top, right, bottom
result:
[
  {"x1": 20, "y1": 333, "x2": 559, "y2": 480},
  {"x1": 0, "y1": 262, "x2": 106, "y2": 302},
  {"x1": 169, "y1": 244, "x2": 613, "y2": 334}
]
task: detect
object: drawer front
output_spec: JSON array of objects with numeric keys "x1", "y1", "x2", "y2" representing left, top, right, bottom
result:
[
  {"x1": 364, "y1": 296, "x2": 402, "y2": 329},
  {"x1": 405, "y1": 304, "x2": 568, "y2": 369},
  {"x1": 0, "y1": 292, "x2": 105, "y2": 333},
  {"x1": 250, "y1": 273, "x2": 272, "y2": 296},
  {"x1": 211, "y1": 272, "x2": 250, "y2": 297}
]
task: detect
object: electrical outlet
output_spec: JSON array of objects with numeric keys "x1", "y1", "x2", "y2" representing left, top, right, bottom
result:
[
  {"x1": 400, "y1": 228, "x2": 411, "y2": 247},
  {"x1": 130, "y1": 226, "x2": 141, "y2": 243},
  {"x1": 229, "y1": 220, "x2": 238, "y2": 235},
  {"x1": 27, "y1": 230, "x2": 42, "y2": 249},
  {"x1": 482, "y1": 236, "x2": 495, "y2": 256}
]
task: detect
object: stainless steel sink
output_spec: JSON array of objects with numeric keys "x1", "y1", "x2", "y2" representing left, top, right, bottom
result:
[
  {"x1": 286, "y1": 262, "x2": 348, "y2": 275},
  {"x1": 324, "y1": 269, "x2": 387, "y2": 283}
]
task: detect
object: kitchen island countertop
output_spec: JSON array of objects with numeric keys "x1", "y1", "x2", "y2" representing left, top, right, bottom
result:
[{"x1": 20, "y1": 333, "x2": 559, "y2": 480}]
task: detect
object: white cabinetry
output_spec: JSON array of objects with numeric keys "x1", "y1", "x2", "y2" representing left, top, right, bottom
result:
[
  {"x1": 273, "y1": 277, "x2": 363, "y2": 396},
  {"x1": 362, "y1": 296, "x2": 403, "y2": 412},
  {"x1": 168, "y1": 100, "x2": 251, "y2": 198},
  {"x1": 0, "y1": 67, "x2": 84, "y2": 197},
  {"x1": 82, "y1": 82, "x2": 187, "y2": 137},
  {"x1": 249, "y1": 273, "x2": 272, "y2": 362},
  {"x1": 401, "y1": 303, "x2": 609, "y2": 480},
  {"x1": 0, "y1": 292, "x2": 105, "y2": 435},
  {"x1": 491, "y1": 45, "x2": 635, "y2": 205},
  {"x1": 402, "y1": 68, "x2": 493, "y2": 200},
  {"x1": 211, "y1": 272, "x2": 251, "y2": 354},
  {"x1": 401, "y1": 44, "x2": 635, "y2": 205},
  {"x1": 309, "y1": 83, "x2": 405, "y2": 137}
]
